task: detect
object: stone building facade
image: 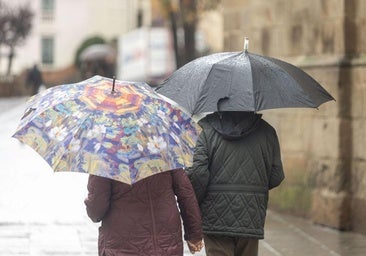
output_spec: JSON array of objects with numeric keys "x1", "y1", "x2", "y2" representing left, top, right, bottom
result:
[{"x1": 220, "y1": 0, "x2": 366, "y2": 234}]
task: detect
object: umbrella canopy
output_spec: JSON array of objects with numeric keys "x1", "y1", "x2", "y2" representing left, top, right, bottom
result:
[
  {"x1": 12, "y1": 76, "x2": 199, "y2": 184},
  {"x1": 156, "y1": 50, "x2": 334, "y2": 115},
  {"x1": 80, "y1": 44, "x2": 116, "y2": 61}
]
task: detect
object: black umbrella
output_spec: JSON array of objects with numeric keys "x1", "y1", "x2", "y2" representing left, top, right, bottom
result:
[{"x1": 156, "y1": 39, "x2": 334, "y2": 115}]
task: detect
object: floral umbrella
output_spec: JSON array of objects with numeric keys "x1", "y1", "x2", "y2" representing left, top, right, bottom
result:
[{"x1": 12, "y1": 76, "x2": 199, "y2": 185}]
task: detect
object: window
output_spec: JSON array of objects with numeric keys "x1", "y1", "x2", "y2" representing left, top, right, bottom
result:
[
  {"x1": 42, "y1": 0, "x2": 55, "y2": 21},
  {"x1": 42, "y1": 36, "x2": 54, "y2": 65}
]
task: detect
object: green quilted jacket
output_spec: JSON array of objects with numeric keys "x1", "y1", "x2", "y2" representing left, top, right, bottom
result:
[{"x1": 186, "y1": 112, "x2": 284, "y2": 239}]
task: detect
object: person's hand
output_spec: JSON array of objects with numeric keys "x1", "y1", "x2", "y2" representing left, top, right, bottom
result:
[{"x1": 187, "y1": 239, "x2": 204, "y2": 254}]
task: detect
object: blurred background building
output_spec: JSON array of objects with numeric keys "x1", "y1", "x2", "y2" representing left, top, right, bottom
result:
[
  {"x1": 0, "y1": 0, "x2": 152, "y2": 89},
  {"x1": 5, "y1": 0, "x2": 151, "y2": 73},
  {"x1": 1, "y1": 0, "x2": 366, "y2": 236}
]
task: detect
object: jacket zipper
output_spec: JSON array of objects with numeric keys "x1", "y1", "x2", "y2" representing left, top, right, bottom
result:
[{"x1": 147, "y1": 183, "x2": 158, "y2": 255}]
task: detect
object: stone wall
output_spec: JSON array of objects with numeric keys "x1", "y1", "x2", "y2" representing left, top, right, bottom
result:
[
  {"x1": 350, "y1": 65, "x2": 366, "y2": 233},
  {"x1": 221, "y1": 0, "x2": 366, "y2": 233}
]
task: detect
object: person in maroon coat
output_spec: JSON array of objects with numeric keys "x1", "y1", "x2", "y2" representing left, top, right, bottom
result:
[{"x1": 85, "y1": 168, "x2": 203, "y2": 256}]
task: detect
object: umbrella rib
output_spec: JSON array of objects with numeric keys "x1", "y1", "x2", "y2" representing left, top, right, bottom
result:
[
  {"x1": 249, "y1": 53, "x2": 314, "y2": 110},
  {"x1": 192, "y1": 64, "x2": 218, "y2": 115},
  {"x1": 246, "y1": 53, "x2": 257, "y2": 112},
  {"x1": 259, "y1": 55, "x2": 333, "y2": 109},
  {"x1": 19, "y1": 87, "x2": 82, "y2": 128},
  {"x1": 51, "y1": 110, "x2": 96, "y2": 173},
  {"x1": 190, "y1": 52, "x2": 239, "y2": 115}
]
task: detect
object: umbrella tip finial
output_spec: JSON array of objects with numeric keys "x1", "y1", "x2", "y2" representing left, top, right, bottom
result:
[
  {"x1": 244, "y1": 37, "x2": 249, "y2": 52},
  {"x1": 112, "y1": 76, "x2": 116, "y2": 92}
]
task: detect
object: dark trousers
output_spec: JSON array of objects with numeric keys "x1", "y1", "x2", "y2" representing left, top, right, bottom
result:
[{"x1": 204, "y1": 234, "x2": 258, "y2": 256}]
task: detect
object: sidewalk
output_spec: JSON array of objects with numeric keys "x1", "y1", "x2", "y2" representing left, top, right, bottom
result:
[
  {"x1": 260, "y1": 210, "x2": 366, "y2": 256},
  {"x1": 1, "y1": 210, "x2": 366, "y2": 256},
  {"x1": 0, "y1": 221, "x2": 98, "y2": 255}
]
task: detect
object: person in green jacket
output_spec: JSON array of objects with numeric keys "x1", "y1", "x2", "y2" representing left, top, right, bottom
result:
[{"x1": 186, "y1": 111, "x2": 285, "y2": 256}]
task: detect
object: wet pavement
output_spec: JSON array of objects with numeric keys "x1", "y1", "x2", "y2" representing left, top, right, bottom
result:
[
  {"x1": 1, "y1": 210, "x2": 366, "y2": 255},
  {"x1": 1, "y1": 97, "x2": 366, "y2": 255},
  {"x1": 260, "y1": 211, "x2": 366, "y2": 256}
]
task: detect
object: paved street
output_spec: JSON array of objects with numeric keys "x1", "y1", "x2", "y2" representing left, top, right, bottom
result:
[
  {"x1": 1, "y1": 97, "x2": 366, "y2": 255},
  {"x1": 1, "y1": 210, "x2": 366, "y2": 256}
]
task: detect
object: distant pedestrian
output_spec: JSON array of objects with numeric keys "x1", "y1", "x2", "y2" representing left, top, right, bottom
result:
[
  {"x1": 26, "y1": 64, "x2": 43, "y2": 95},
  {"x1": 186, "y1": 111, "x2": 285, "y2": 256},
  {"x1": 85, "y1": 168, "x2": 204, "y2": 256}
]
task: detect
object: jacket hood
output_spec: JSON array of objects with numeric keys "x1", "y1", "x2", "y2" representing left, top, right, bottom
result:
[{"x1": 200, "y1": 111, "x2": 262, "y2": 140}]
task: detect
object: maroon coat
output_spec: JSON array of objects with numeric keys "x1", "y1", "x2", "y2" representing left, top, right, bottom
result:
[{"x1": 84, "y1": 169, "x2": 203, "y2": 256}]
